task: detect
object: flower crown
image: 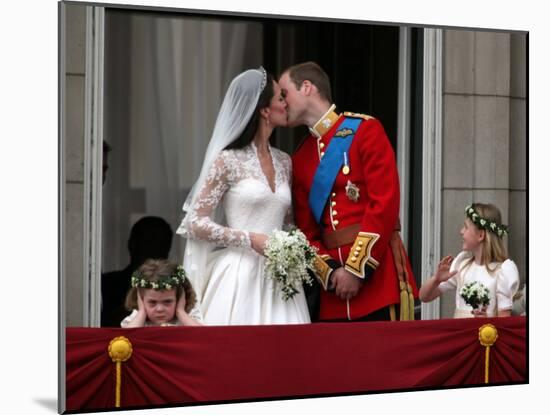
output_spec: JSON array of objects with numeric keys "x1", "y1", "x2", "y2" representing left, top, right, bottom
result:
[
  {"x1": 259, "y1": 66, "x2": 267, "y2": 90},
  {"x1": 131, "y1": 265, "x2": 187, "y2": 290},
  {"x1": 465, "y1": 205, "x2": 509, "y2": 238}
]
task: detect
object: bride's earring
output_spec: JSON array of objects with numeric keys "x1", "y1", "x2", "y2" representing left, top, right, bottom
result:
[{"x1": 261, "y1": 108, "x2": 271, "y2": 128}]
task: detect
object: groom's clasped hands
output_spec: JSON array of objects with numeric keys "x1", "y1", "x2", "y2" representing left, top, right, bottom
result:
[
  {"x1": 251, "y1": 230, "x2": 362, "y2": 302},
  {"x1": 252, "y1": 222, "x2": 362, "y2": 301},
  {"x1": 330, "y1": 268, "x2": 362, "y2": 301}
]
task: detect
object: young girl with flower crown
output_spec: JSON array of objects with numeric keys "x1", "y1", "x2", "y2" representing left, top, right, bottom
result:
[
  {"x1": 121, "y1": 259, "x2": 203, "y2": 327},
  {"x1": 419, "y1": 203, "x2": 519, "y2": 318}
]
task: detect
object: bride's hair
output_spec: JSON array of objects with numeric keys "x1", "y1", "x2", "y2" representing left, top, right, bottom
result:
[{"x1": 224, "y1": 71, "x2": 275, "y2": 150}]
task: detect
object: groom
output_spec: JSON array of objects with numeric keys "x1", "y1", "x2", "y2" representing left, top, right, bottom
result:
[{"x1": 279, "y1": 62, "x2": 417, "y2": 322}]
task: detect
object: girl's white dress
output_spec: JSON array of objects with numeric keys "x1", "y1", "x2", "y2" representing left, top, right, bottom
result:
[
  {"x1": 438, "y1": 251, "x2": 520, "y2": 318},
  {"x1": 177, "y1": 143, "x2": 310, "y2": 325},
  {"x1": 120, "y1": 309, "x2": 181, "y2": 327},
  {"x1": 120, "y1": 308, "x2": 203, "y2": 327}
]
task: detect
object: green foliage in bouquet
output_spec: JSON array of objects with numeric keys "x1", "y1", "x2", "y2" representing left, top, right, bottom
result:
[
  {"x1": 264, "y1": 228, "x2": 317, "y2": 301},
  {"x1": 460, "y1": 281, "x2": 490, "y2": 310}
]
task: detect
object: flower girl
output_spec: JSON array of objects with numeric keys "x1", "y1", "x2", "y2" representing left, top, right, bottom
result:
[
  {"x1": 419, "y1": 203, "x2": 519, "y2": 318},
  {"x1": 121, "y1": 259, "x2": 202, "y2": 327}
]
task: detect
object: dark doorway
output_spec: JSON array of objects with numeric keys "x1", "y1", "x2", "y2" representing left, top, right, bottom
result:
[{"x1": 262, "y1": 20, "x2": 400, "y2": 154}]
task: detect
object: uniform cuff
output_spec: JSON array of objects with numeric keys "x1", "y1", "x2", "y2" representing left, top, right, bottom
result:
[
  {"x1": 344, "y1": 232, "x2": 380, "y2": 279},
  {"x1": 312, "y1": 254, "x2": 339, "y2": 290}
]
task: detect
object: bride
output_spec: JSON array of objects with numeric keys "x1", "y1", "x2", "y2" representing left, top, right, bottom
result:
[{"x1": 176, "y1": 67, "x2": 311, "y2": 325}]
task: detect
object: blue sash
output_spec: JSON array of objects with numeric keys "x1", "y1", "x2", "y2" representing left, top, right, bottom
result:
[{"x1": 308, "y1": 117, "x2": 362, "y2": 223}]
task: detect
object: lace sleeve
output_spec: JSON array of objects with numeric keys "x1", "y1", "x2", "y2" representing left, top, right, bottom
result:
[{"x1": 182, "y1": 151, "x2": 251, "y2": 249}]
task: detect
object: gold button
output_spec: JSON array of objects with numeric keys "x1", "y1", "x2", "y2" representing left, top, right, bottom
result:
[
  {"x1": 331, "y1": 201, "x2": 336, "y2": 207},
  {"x1": 333, "y1": 220, "x2": 339, "y2": 226},
  {"x1": 332, "y1": 210, "x2": 338, "y2": 216},
  {"x1": 351, "y1": 257, "x2": 357, "y2": 262},
  {"x1": 320, "y1": 151, "x2": 325, "y2": 157},
  {"x1": 358, "y1": 241, "x2": 364, "y2": 246},
  {"x1": 332, "y1": 192, "x2": 336, "y2": 197},
  {"x1": 320, "y1": 142, "x2": 325, "y2": 149}
]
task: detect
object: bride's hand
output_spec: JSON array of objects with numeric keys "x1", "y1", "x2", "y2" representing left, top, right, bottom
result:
[{"x1": 250, "y1": 232, "x2": 268, "y2": 255}]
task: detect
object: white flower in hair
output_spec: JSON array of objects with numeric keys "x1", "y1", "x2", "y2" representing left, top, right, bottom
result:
[{"x1": 464, "y1": 204, "x2": 508, "y2": 238}]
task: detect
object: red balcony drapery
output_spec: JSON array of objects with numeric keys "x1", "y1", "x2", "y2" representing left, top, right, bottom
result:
[{"x1": 65, "y1": 316, "x2": 526, "y2": 413}]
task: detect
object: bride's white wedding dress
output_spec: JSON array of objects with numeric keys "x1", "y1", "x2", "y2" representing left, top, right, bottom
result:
[{"x1": 178, "y1": 142, "x2": 311, "y2": 325}]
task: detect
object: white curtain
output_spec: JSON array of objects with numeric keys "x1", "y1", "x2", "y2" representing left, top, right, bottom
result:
[{"x1": 102, "y1": 13, "x2": 262, "y2": 272}]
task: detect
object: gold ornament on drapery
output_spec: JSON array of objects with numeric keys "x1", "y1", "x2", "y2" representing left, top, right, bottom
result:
[
  {"x1": 478, "y1": 324, "x2": 498, "y2": 383},
  {"x1": 108, "y1": 336, "x2": 133, "y2": 407}
]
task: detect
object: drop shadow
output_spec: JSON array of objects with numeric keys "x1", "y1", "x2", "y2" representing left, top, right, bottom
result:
[{"x1": 34, "y1": 398, "x2": 58, "y2": 412}]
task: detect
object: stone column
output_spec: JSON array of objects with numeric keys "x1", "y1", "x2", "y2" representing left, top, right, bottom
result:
[
  {"x1": 63, "y1": 3, "x2": 87, "y2": 327},
  {"x1": 440, "y1": 29, "x2": 525, "y2": 318}
]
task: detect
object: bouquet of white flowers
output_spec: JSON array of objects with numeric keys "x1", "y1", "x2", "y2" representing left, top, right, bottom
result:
[
  {"x1": 264, "y1": 228, "x2": 317, "y2": 301},
  {"x1": 460, "y1": 281, "x2": 490, "y2": 310}
]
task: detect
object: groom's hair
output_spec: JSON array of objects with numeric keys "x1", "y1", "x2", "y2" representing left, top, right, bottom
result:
[
  {"x1": 225, "y1": 71, "x2": 275, "y2": 150},
  {"x1": 284, "y1": 62, "x2": 332, "y2": 102}
]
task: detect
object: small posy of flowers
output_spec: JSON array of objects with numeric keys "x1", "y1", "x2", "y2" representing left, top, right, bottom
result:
[
  {"x1": 264, "y1": 228, "x2": 317, "y2": 301},
  {"x1": 131, "y1": 265, "x2": 187, "y2": 290},
  {"x1": 460, "y1": 281, "x2": 490, "y2": 310}
]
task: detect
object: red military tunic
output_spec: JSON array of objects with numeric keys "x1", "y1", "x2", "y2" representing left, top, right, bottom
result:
[{"x1": 292, "y1": 105, "x2": 417, "y2": 320}]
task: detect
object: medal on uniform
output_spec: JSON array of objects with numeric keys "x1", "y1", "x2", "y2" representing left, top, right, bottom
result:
[
  {"x1": 345, "y1": 180, "x2": 360, "y2": 202},
  {"x1": 342, "y1": 151, "x2": 350, "y2": 175}
]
